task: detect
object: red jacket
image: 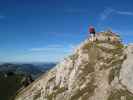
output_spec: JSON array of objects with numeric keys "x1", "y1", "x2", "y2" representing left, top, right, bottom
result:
[{"x1": 89, "y1": 27, "x2": 95, "y2": 33}]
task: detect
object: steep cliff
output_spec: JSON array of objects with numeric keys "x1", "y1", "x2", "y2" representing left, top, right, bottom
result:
[{"x1": 15, "y1": 31, "x2": 133, "y2": 100}]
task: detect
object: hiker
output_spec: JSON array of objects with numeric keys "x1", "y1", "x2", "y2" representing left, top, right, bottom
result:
[{"x1": 89, "y1": 26, "x2": 96, "y2": 41}]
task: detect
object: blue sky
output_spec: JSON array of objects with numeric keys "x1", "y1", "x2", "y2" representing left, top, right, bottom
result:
[{"x1": 0, "y1": 0, "x2": 133, "y2": 62}]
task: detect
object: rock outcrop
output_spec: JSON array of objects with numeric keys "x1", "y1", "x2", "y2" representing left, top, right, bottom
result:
[{"x1": 15, "y1": 31, "x2": 133, "y2": 100}]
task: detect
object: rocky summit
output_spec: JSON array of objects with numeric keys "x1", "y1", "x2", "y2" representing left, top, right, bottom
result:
[{"x1": 15, "y1": 31, "x2": 133, "y2": 100}]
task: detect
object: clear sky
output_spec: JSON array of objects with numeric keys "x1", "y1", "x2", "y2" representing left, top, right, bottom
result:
[{"x1": 0, "y1": 0, "x2": 133, "y2": 62}]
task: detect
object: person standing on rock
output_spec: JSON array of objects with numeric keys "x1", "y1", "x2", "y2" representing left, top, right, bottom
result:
[{"x1": 89, "y1": 26, "x2": 96, "y2": 41}]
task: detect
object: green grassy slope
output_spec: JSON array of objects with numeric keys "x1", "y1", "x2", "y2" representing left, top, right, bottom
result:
[{"x1": 0, "y1": 73, "x2": 24, "y2": 100}]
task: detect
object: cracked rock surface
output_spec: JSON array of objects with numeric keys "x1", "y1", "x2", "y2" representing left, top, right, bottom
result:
[{"x1": 15, "y1": 32, "x2": 133, "y2": 100}]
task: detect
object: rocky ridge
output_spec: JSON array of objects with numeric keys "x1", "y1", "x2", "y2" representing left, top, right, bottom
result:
[{"x1": 15, "y1": 31, "x2": 133, "y2": 100}]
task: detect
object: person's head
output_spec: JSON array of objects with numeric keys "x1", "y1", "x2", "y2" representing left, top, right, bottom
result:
[{"x1": 89, "y1": 25, "x2": 94, "y2": 29}]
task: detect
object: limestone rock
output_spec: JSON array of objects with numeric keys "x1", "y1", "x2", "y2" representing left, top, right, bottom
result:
[
  {"x1": 14, "y1": 32, "x2": 133, "y2": 100},
  {"x1": 120, "y1": 44, "x2": 133, "y2": 93}
]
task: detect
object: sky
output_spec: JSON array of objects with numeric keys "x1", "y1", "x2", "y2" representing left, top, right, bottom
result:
[{"x1": 0, "y1": 0, "x2": 133, "y2": 63}]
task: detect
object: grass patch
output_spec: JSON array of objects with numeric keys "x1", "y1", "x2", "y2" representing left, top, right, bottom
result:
[
  {"x1": 82, "y1": 42, "x2": 95, "y2": 50},
  {"x1": 108, "y1": 54, "x2": 126, "y2": 84},
  {"x1": 108, "y1": 60, "x2": 123, "y2": 84},
  {"x1": 47, "y1": 87, "x2": 67, "y2": 100},
  {"x1": 108, "y1": 89, "x2": 133, "y2": 100},
  {"x1": 0, "y1": 73, "x2": 25, "y2": 100},
  {"x1": 33, "y1": 91, "x2": 41, "y2": 100},
  {"x1": 79, "y1": 62, "x2": 95, "y2": 75},
  {"x1": 70, "y1": 77, "x2": 96, "y2": 100}
]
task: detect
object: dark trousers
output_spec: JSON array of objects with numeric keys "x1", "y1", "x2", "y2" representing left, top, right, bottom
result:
[{"x1": 90, "y1": 32, "x2": 95, "y2": 37}]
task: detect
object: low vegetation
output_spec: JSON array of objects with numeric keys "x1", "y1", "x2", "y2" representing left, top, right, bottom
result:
[
  {"x1": 0, "y1": 73, "x2": 24, "y2": 100},
  {"x1": 47, "y1": 87, "x2": 67, "y2": 100},
  {"x1": 108, "y1": 89, "x2": 133, "y2": 100},
  {"x1": 70, "y1": 77, "x2": 96, "y2": 100}
]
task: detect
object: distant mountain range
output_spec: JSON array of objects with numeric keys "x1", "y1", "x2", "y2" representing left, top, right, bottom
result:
[
  {"x1": 0, "y1": 62, "x2": 56, "y2": 100},
  {"x1": 0, "y1": 63, "x2": 56, "y2": 78}
]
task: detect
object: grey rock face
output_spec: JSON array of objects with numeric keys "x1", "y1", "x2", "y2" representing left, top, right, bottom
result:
[
  {"x1": 15, "y1": 32, "x2": 133, "y2": 100},
  {"x1": 120, "y1": 44, "x2": 133, "y2": 93}
]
